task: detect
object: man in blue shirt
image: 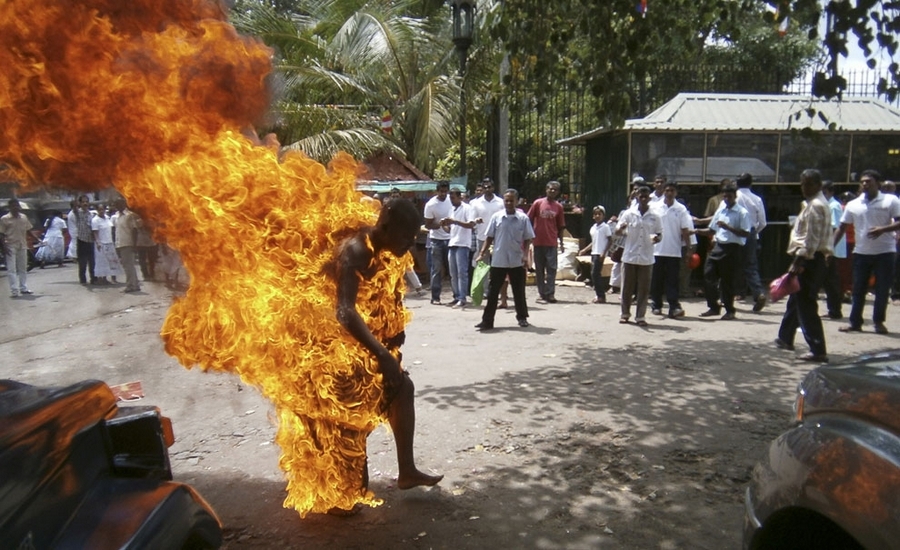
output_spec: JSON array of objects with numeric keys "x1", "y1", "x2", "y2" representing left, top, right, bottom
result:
[
  {"x1": 692, "y1": 183, "x2": 751, "y2": 320},
  {"x1": 475, "y1": 189, "x2": 535, "y2": 331}
]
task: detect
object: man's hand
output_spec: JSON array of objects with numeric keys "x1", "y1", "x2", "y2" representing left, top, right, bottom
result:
[
  {"x1": 377, "y1": 353, "x2": 403, "y2": 392},
  {"x1": 868, "y1": 226, "x2": 888, "y2": 239}
]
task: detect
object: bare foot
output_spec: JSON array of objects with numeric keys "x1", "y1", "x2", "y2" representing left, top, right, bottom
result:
[
  {"x1": 327, "y1": 503, "x2": 364, "y2": 516},
  {"x1": 397, "y1": 470, "x2": 443, "y2": 490}
]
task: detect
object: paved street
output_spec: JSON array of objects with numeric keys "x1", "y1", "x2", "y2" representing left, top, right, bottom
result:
[{"x1": 1, "y1": 263, "x2": 897, "y2": 548}]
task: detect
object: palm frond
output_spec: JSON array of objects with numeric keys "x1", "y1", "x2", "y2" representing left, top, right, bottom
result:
[{"x1": 282, "y1": 128, "x2": 404, "y2": 164}]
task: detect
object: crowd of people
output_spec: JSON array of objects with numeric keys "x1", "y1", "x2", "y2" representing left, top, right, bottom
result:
[
  {"x1": 398, "y1": 167, "x2": 900, "y2": 364},
  {"x1": 0, "y1": 195, "x2": 184, "y2": 298}
]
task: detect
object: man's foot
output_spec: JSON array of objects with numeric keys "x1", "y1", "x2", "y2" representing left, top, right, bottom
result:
[
  {"x1": 669, "y1": 308, "x2": 686, "y2": 318},
  {"x1": 828, "y1": 312, "x2": 843, "y2": 320},
  {"x1": 619, "y1": 317, "x2": 629, "y2": 324},
  {"x1": 774, "y1": 338, "x2": 794, "y2": 351},
  {"x1": 19, "y1": 289, "x2": 33, "y2": 295},
  {"x1": 397, "y1": 470, "x2": 443, "y2": 490},
  {"x1": 799, "y1": 353, "x2": 829, "y2": 363},
  {"x1": 875, "y1": 323, "x2": 889, "y2": 335},
  {"x1": 498, "y1": 302, "x2": 508, "y2": 309},
  {"x1": 430, "y1": 300, "x2": 442, "y2": 305},
  {"x1": 536, "y1": 298, "x2": 548, "y2": 304},
  {"x1": 838, "y1": 325, "x2": 863, "y2": 333},
  {"x1": 547, "y1": 296, "x2": 558, "y2": 303},
  {"x1": 699, "y1": 309, "x2": 721, "y2": 317},
  {"x1": 518, "y1": 319, "x2": 530, "y2": 328},
  {"x1": 753, "y1": 294, "x2": 767, "y2": 312},
  {"x1": 452, "y1": 301, "x2": 466, "y2": 309},
  {"x1": 327, "y1": 504, "x2": 364, "y2": 517},
  {"x1": 446, "y1": 300, "x2": 459, "y2": 307},
  {"x1": 591, "y1": 297, "x2": 606, "y2": 304},
  {"x1": 721, "y1": 312, "x2": 736, "y2": 321},
  {"x1": 651, "y1": 308, "x2": 662, "y2": 316},
  {"x1": 10, "y1": 291, "x2": 19, "y2": 298},
  {"x1": 636, "y1": 320, "x2": 648, "y2": 327},
  {"x1": 475, "y1": 322, "x2": 493, "y2": 331}
]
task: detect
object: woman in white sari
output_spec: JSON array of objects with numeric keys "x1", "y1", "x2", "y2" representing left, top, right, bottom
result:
[
  {"x1": 35, "y1": 210, "x2": 67, "y2": 267},
  {"x1": 91, "y1": 203, "x2": 122, "y2": 283}
]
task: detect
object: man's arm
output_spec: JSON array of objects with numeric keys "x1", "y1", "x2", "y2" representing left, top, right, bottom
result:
[
  {"x1": 335, "y1": 237, "x2": 402, "y2": 387},
  {"x1": 475, "y1": 236, "x2": 493, "y2": 263},
  {"x1": 867, "y1": 217, "x2": 900, "y2": 238},
  {"x1": 833, "y1": 223, "x2": 849, "y2": 248}
]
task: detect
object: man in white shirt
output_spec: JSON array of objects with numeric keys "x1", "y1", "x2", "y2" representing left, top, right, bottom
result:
[
  {"x1": 650, "y1": 182, "x2": 692, "y2": 318},
  {"x1": 833, "y1": 169, "x2": 900, "y2": 334},
  {"x1": 469, "y1": 177, "x2": 505, "y2": 298},
  {"x1": 422, "y1": 181, "x2": 452, "y2": 304},
  {"x1": 616, "y1": 186, "x2": 663, "y2": 326},
  {"x1": 735, "y1": 173, "x2": 767, "y2": 312},
  {"x1": 442, "y1": 189, "x2": 477, "y2": 308}
]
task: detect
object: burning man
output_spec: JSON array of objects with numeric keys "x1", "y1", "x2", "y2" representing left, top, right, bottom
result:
[{"x1": 328, "y1": 197, "x2": 442, "y2": 513}]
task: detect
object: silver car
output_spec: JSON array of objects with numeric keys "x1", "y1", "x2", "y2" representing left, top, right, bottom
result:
[{"x1": 744, "y1": 351, "x2": 900, "y2": 550}]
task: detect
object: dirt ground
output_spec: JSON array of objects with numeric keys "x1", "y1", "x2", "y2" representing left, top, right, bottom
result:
[{"x1": 1, "y1": 264, "x2": 897, "y2": 549}]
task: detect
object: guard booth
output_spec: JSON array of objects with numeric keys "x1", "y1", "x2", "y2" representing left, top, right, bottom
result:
[{"x1": 558, "y1": 93, "x2": 900, "y2": 282}]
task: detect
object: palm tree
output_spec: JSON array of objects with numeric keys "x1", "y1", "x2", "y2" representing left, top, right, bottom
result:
[{"x1": 231, "y1": 0, "x2": 460, "y2": 175}]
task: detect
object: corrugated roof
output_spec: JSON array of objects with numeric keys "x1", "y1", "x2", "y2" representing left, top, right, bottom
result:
[{"x1": 559, "y1": 93, "x2": 900, "y2": 145}]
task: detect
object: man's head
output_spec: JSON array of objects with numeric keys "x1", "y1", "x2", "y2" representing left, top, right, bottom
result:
[
  {"x1": 481, "y1": 177, "x2": 494, "y2": 198},
  {"x1": 114, "y1": 198, "x2": 127, "y2": 212},
  {"x1": 375, "y1": 197, "x2": 421, "y2": 256},
  {"x1": 390, "y1": 187, "x2": 401, "y2": 199},
  {"x1": 636, "y1": 185, "x2": 652, "y2": 210},
  {"x1": 592, "y1": 205, "x2": 606, "y2": 222},
  {"x1": 449, "y1": 189, "x2": 463, "y2": 207},
  {"x1": 822, "y1": 179, "x2": 835, "y2": 198},
  {"x1": 654, "y1": 174, "x2": 667, "y2": 194},
  {"x1": 883, "y1": 180, "x2": 897, "y2": 195},
  {"x1": 860, "y1": 169, "x2": 881, "y2": 199},
  {"x1": 721, "y1": 183, "x2": 738, "y2": 208},
  {"x1": 504, "y1": 189, "x2": 519, "y2": 214},
  {"x1": 800, "y1": 169, "x2": 823, "y2": 199},
  {"x1": 435, "y1": 181, "x2": 449, "y2": 201},
  {"x1": 7, "y1": 198, "x2": 20, "y2": 215},
  {"x1": 663, "y1": 181, "x2": 678, "y2": 204},
  {"x1": 545, "y1": 180, "x2": 561, "y2": 201},
  {"x1": 736, "y1": 173, "x2": 752, "y2": 189},
  {"x1": 78, "y1": 194, "x2": 90, "y2": 209}
]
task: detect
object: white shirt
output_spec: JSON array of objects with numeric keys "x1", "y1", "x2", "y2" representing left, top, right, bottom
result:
[
  {"x1": 91, "y1": 215, "x2": 113, "y2": 244},
  {"x1": 841, "y1": 191, "x2": 900, "y2": 255},
  {"x1": 448, "y1": 202, "x2": 476, "y2": 248},
  {"x1": 589, "y1": 222, "x2": 612, "y2": 255},
  {"x1": 617, "y1": 207, "x2": 662, "y2": 266},
  {"x1": 736, "y1": 187, "x2": 767, "y2": 233},
  {"x1": 652, "y1": 200, "x2": 691, "y2": 257},
  {"x1": 423, "y1": 194, "x2": 452, "y2": 241},
  {"x1": 470, "y1": 194, "x2": 505, "y2": 241}
]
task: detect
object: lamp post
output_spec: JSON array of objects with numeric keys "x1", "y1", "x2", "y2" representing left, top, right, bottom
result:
[{"x1": 450, "y1": 0, "x2": 475, "y2": 185}]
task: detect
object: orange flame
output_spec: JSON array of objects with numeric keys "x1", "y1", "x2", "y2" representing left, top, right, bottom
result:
[{"x1": 1, "y1": 0, "x2": 411, "y2": 516}]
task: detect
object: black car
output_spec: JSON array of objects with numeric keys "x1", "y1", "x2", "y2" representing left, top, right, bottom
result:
[
  {"x1": 0, "y1": 379, "x2": 222, "y2": 549},
  {"x1": 744, "y1": 351, "x2": 900, "y2": 550}
]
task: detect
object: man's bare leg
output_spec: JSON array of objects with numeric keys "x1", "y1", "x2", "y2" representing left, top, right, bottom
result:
[{"x1": 388, "y1": 375, "x2": 443, "y2": 489}]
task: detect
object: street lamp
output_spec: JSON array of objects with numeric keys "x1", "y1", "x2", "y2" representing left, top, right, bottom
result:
[{"x1": 450, "y1": 0, "x2": 475, "y2": 184}]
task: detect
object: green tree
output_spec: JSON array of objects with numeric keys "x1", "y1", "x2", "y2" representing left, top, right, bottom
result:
[{"x1": 231, "y1": 0, "x2": 460, "y2": 174}]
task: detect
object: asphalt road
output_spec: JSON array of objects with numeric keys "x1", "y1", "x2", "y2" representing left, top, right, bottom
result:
[{"x1": 2, "y1": 263, "x2": 897, "y2": 548}]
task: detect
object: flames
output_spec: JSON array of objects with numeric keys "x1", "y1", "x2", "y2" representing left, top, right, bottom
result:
[{"x1": 0, "y1": 0, "x2": 412, "y2": 516}]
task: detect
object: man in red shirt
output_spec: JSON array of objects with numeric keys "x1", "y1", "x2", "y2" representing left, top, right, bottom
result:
[{"x1": 527, "y1": 180, "x2": 566, "y2": 303}]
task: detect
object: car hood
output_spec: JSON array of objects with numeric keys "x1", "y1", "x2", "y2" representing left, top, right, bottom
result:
[{"x1": 801, "y1": 351, "x2": 900, "y2": 435}]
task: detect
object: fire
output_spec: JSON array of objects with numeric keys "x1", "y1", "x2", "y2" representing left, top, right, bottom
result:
[{"x1": 0, "y1": 0, "x2": 412, "y2": 516}]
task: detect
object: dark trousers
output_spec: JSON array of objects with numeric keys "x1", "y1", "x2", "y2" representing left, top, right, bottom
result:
[
  {"x1": 590, "y1": 255, "x2": 608, "y2": 299},
  {"x1": 482, "y1": 266, "x2": 528, "y2": 326},
  {"x1": 704, "y1": 242, "x2": 741, "y2": 313},
  {"x1": 739, "y1": 229, "x2": 764, "y2": 298},
  {"x1": 778, "y1": 253, "x2": 827, "y2": 356},
  {"x1": 849, "y1": 252, "x2": 895, "y2": 327},
  {"x1": 822, "y1": 256, "x2": 844, "y2": 317},
  {"x1": 76, "y1": 239, "x2": 95, "y2": 284},
  {"x1": 651, "y1": 255, "x2": 682, "y2": 311}
]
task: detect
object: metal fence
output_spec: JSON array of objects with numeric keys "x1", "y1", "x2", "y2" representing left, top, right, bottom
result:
[{"x1": 508, "y1": 67, "x2": 898, "y2": 204}]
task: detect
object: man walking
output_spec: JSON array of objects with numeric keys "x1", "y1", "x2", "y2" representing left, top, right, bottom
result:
[
  {"x1": 528, "y1": 180, "x2": 565, "y2": 303},
  {"x1": 821, "y1": 180, "x2": 846, "y2": 319},
  {"x1": 694, "y1": 183, "x2": 751, "y2": 320},
  {"x1": 775, "y1": 169, "x2": 833, "y2": 363},
  {"x1": 650, "y1": 182, "x2": 692, "y2": 318},
  {"x1": 0, "y1": 198, "x2": 33, "y2": 297},
  {"x1": 475, "y1": 189, "x2": 535, "y2": 331},
  {"x1": 833, "y1": 169, "x2": 900, "y2": 334},
  {"x1": 735, "y1": 173, "x2": 768, "y2": 312},
  {"x1": 423, "y1": 181, "x2": 451, "y2": 304},
  {"x1": 469, "y1": 177, "x2": 504, "y2": 298},
  {"x1": 73, "y1": 194, "x2": 97, "y2": 285}
]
